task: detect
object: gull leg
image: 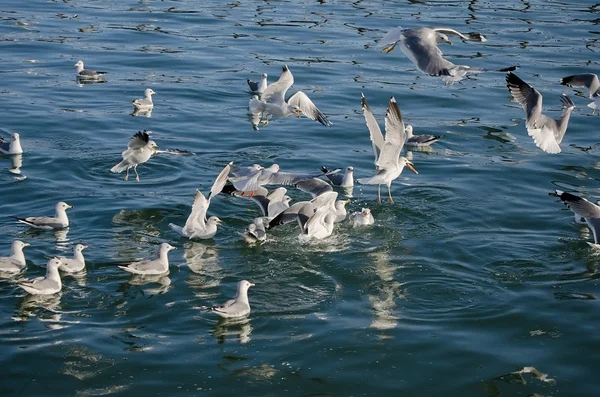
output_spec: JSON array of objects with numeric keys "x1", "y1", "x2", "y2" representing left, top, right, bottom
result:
[
  {"x1": 387, "y1": 184, "x2": 394, "y2": 204},
  {"x1": 134, "y1": 165, "x2": 140, "y2": 182},
  {"x1": 125, "y1": 167, "x2": 129, "y2": 181},
  {"x1": 377, "y1": 185, "x2": 381, "y2": 204}
]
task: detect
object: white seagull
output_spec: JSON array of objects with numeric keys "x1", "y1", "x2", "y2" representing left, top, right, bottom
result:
[
  {"x1": 74, "y1": 60, "x2": 107, "y2": 80},
  {"x1": 321, "y1": 166, "x2": 354, "y2": 187},
  {"x1": 560, "y1": 73, "x2": 600, "y2": 114},
  {"x1": 243, "y1": 218, "x2": 267, "y2": 244},
  {"x1": 349, "y1": 208, "x2": 375, "y2": 226},
  {"x1": 248, "y1": 65, "x2": 332, "y2": 127},
  {"x1": 211, "y1": 280, "x2": 255, "y2": 319},
  {"x1": 18, "y1": 258, "x2": 63, "y2": 295},
  {"x1": 0, "y1": 240, "x2": 30, "y2": 274},
  {"x1": 57, "y1": 243, "x2": 88, "y2": 273},
  {"x1": 357, "y1": 94, "x2": 418, "y2": 203},
  {"x1": 404, "y1": 125, "x2": 443, "y2": 148},
  {"x1": 13, "y1": 201, "x2": 73, "y2": 229},
  {"x1": 507, "y1": 73, "x2": 575, "y2": 154},
  {"x1": 118, "y1": 243, "x2": 176, "y2": 276},
  {"x1": 247, "y1": 73, "x2": 268, "y2": 95},
  {"x1": 555, "y1": 190, "x2": 600, "y2": 249},
  {"x1": 110, "y1": 130, "x2": 158, "y2": 181},
  {"x1": 297, "y1": 205, "x2": 337, "y2": 243},
  {"x1": 132, "y1": 88, "x2": 156, "y2": 110},
  {"x1": 0, "y1": 132, "x2": 23, "y2": 154}
]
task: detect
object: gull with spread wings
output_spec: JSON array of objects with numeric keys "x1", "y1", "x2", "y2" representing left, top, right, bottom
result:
[
  {"x1": 110, "y1": 131, "x2": 158, "y2": 181},
  {"x1": 560, "y1": 73, "x2": 600, "y2": 114},
  {"x1": 248, "y1": 65, "x2": 332, "y2": 127}
]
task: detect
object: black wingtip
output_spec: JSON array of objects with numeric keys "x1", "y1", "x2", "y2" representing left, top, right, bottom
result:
[
  {"x1": 560, "y1": 75, "x2": 574, "y2": 87},
  {"x1": 321, "y1": 166, "x2": 329, "y2": 174},
  {"x1": 497, "y1": 66, "x2": 518, "y2": 72}
]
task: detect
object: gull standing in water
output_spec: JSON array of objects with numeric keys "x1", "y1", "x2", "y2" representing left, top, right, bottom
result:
[
  {"x1": 118, "y1": 243, "x2": 176, "y2": 276},
  {"x1": 357, "y1": 94, "x2": 418, "y2": 203},
  {"x1": 248, "y1": 65, "x2": 332, "y2": 127},
  {"x1": 506, "y1": 73, "x2": 575, "y2": 154},
  {"x1": 0, "y1": 132, "x2": 23, "y2": 154},
  {"x1": 560, "y1": 73, "x2": 600, "y2": 114},
  {"x1": 554, "y1": 190, "x2": 600, "y2": 249},
  {"x1": 247, "y1": 73, "x2": 268, "y2": 95},
  {"x1": 349, "y1": 208, "x2": 375, "y2": 226},
  {"x1": 168, "y1": 162, "x2": 231, "y2": 239},
  {"x1": 57, "y1": 244, "x2": 88, "y2": 273},
  {"x1": 74, "y1": 60, "x2": 107, "y2": 80},
  {"x1": 13, "y1": 201, "x2": 73, "y2": 229},
  {"x1": 0, "y1": 240, "x2": 29, "y2": 274},
  {"x1": 404, "y1": 125, "x2": 443, "y2": 148},
  {"x1": 110, "y1": 130, "x2": 158, "y2": 181},
  {"x1": 132, "y1": 88, "x2": 156, "y2": 110},
  {"x1": 380, "y1": 26, "x2": 492, "y2": 83},
  {"x1": 18, "y1": 258, "x2": 63, "y2": 295},
  {"x1": 211, "y1": 280, "x2": 255, "y2": 319},
  {"x1": 321, "y1": 166, "x2": 354, "y2": 188}
]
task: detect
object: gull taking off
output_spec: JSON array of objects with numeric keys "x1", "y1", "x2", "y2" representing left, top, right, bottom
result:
[
  {"x1": 357, "y1": 94, "x2": 418, "y2": 203},
  {"x1": 111, "y1": 130, "x2": 158, "y2": 181},
  {"x1": 18, "y1": 258, "x2": 63, "y2": 295},
  {"x1": 211, "y1": 280, "x2": 255, "y2": 318},
  {"x1": 506, "y1": 73, "x2": 575, "y2": 154},
  {"x1": 13, "y1": 201, "x2": 72, "y2": 230}
]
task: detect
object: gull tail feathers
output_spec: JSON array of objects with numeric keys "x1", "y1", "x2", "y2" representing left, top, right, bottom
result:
[
  {"x1": 168, "y1": 223, "x2": 184, "y2": 236},
  {"x1": 110, "y1": 161, "x2": 128, "y2": 173}
]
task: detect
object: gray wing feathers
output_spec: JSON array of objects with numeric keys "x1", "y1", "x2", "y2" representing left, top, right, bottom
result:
[{"x1": 361, "y1": 93, "x2": 384, "y2": 164}]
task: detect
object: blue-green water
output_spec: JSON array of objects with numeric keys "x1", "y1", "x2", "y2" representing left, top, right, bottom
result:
[{"x1": 1, "y1": 0, "x2": 599, "y2": 395}]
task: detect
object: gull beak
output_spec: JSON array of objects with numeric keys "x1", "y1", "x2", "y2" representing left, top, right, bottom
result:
[
  {"x1": 82, "y1": 245, "x2": 89, "y2": 249},
  {"x1": 447, "y1": 40, "x2": 453, "y2": 46},
  {"x1": 67, "y1": 204, "x2": 74, "y2": 209},
  {"x1": 406, "y1": 162, "x2": 418, "y2": 174},
  {"x1": 295, "y1": 109, "x2": 301, "y2": 117},
  {"x1": 344, "y1": 199, "x2": 351, "y2": 204},
  {"x1": 23, "y1": 243, "x2": 30, "y2": 247},
  {"x1": 250, "y1": 282, "x2": 256, "y2": 287},
  {"x1": 216, "y1": 219, "x2": 223, "y2": 225}
]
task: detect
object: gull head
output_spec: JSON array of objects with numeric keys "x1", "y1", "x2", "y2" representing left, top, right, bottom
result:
[
  {"x1": 159, "y1": 243, "x2": 176, "y2": 253},
  {"x1": 149, "y1": 140, "x2": 159, "y2": 150},
  {"x1": 208, "y1": 216, "x2": 223, "y2": 226},
  {"x1": 401, "y1": 158, "x2": 418, "y2": 174},
  {"x1": 47, "y1": 257, "x2": 63, "y2": 270},
  {"x1": 145, "y1": 88, "x2": 156, "y2": 97},
  {"x1": 283, "y1": 195, "x2": 293, "y2": 205},
  {"x1": 346, "y1": 166, "x2": 354, "y2": 174},
  {"x1": 436, "y1": 33, "x2": 452, "y2": 45},
  {"x1": 13, "y1": 240, "x2": 30, "y2": 251},
  {"x1": 74, "y1": 60, "x2": 84, "y2": 68},
  {"x1": 261, "y1": 73, "x2": 267, "y2": 79},
  {"x1": 362, "y1": 208, "x2": 371, "y2": 218},
  {"x1": 405, "y1": 125, "x2": 413, "y2": 136},
  {"x1": 57, "y1": 201, "x2": 73, "y2": 211},
  {"x1": 75, "y1": 244, "x2": 88, "y2": 253},
  {"x1": 11, "y1": 132, "x2": 20, "y2": 141},
  {"x1": 267, "y1": 164, "x2": 280, "y2": 173},
  {"x1": 238, "y1": 279, "x2": 256, "y2": 292}
]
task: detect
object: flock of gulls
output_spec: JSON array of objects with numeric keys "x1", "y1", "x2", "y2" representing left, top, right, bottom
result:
[{"x1": 1, "y1": 25, "x2": 599, "y2": 320}]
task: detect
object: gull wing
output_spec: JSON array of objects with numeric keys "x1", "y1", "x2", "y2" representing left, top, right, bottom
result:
[
  {"x1": 296, "y1": 178, "x2": 333, "y2": 197},
  {"x1": 287, "y1": 91, "x2": 332, "y2": 127},
  {"x1": 432, "y1": 28, "x2": 487, "y2": 42},
  {"x1": 361, "y1": 93, "x2": 384, "y2": 165},
  {"x1": 208, "y1": 161, "x2": 233, "y2": 202},
  {"x1": 557, "y1": 190, "x2": 600, "y2": 244},
  {"x1": 506, "y1": 73, "x2": 543, "y2": 131},
  {"x1": 400, "y1": 29, "x2": 454, "y2": 76},
  {"x1": 262, "y1": 65, "x2": 294, "y2": 104},
  {"x1": 560, "y1": 73, "x2": 600, "y2": 97},
  {"x1": 183, "y1": 190, "x2": 208, "y2": 234},
  {"x1": 376, "y1": 97, "x2": 406, "y2": 170},
  {"x1": 128, "y1": 131, "x2": 151, "y2": 149}
]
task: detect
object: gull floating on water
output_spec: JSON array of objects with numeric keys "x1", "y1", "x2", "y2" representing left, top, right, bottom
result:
[
  {"x1": 118, "y1": 243, "x2": 176, "y2": 275},
  {"x1": 211, "y1": 280, "x2": 255, "y2": 319},
  {"x1": 349, "y1": 208, "x2": 375, "y2": 226},
  {"x1": 13, "y1": 201, "x2": 72, "y2": 230},
  {"x1": 0, "y1": 132, "x2": 23, "y2": 154},
  {"x1": 57, "y1": 243, "x2": 88, "y2": 273},
  {"x1": 169, "y1": 162, "x2": 231, "y2": 239},
  {"x1": 560, "y1": 73, "x2": 600, "y2": 114},
  {"x1": 243, "y1": 218, "x2": 267, "y2": 244},
  {"x1": 321, "y1": 166, "x2": 354, "y2": 188},
  {"x1": 247, "y1": 73, "x2": 268, "y2": 95},
  {"x1": 404, "y1": 125, "x2": 442, "y2": 148},
  {"x1": 506, "y1": 73, "x2": 575, "y2": 154},
  {"x1": 0, "y1": 240, "x2": 29, "y2": 274},
  {"x1": 248, "y1": 65, "x2": 332, "y2": 127},
  {"x1": 132, "y1": 88, "x2": 156, "y2": 110},
  {"x1": 111, "y1": 130, "x2": 158, "y2": 181},
  {"x1": 18, "y1": 258, "x2": 63, "y2": 295},
  {"x1": 554, "y1": 190, "x2": 600, "y2": 249},
  {"x1": 357, "y1": 94, "x2": 418, "y2": 203},
  {"x1": 74, "y1": 60, "x2": 107, "y2": 80}
]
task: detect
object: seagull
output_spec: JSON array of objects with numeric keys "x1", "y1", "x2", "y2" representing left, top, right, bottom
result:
[
  {"x1": 235, "y1": 186, "x2": 292, "y2": 219},
  {"x1": 506, "y1": 73, "x2": 575, "y2": 154},
  {"x1": 132, "y1": 88, "x2": 156, "y2": 110},
  {"x1": 0, "y1": 132, "x2": 23, "y2": 154},
  {"x1": 321, "y1": 166, "x2": 354, "y2": 188},
  {"x1": 349, "y1": 208, "x2": 375, "y2": 226},
  {"x1": 0, "y1": 240, "x2": 30, "y2": 274},
  {"x1": 169, "y1": 162, "x2": 231, "y2": 239},
  {"x1": 404, "y1": 125, "x2": 443, "y2": 148},
  {"x1": 298, "y1": 205, "x2": 337, "y2": 242},
  {"x1": 357, "y1": 94, "x2": 418, "y2": 203},
  {"x1": 247, "y1": 73, "x2": 268, "y2": 95},
  {"x1": 118, "y1": 243, "x2": 176, "y2": 275},
  {"x1": 13, "y1": 201, "x2": 73, "y2": 230},
  {"x1": 211, "y1": 280, "x2": 255, "y2": 319},
  {"x1": 57, "y1": 244, "x2": 88, "y2": 273},
  {"x1": 110, "y1": 130, "x2": 158, "y2": 181},
  {"x1": 248, "y1": 65, "x2": 332, "y2": 127},
  {"x1": 18, "y1": 258, "x2": 63, "y2": 295},
  {"x1": 243, "y1": 218, "x2": 267, "y2": 244},
  {"x1": 560, "y1": 73, "x2": 600, "y2": 114},
  {"x1": 554, "y1": 190, "x2": 600, "y2": 249},
  {"x1": 74, "y1": 60, "x2": 107, "y2": 80},
  {"x1": 268, "y1": 191, "x2": 347, "y2": 228},
  {"x1": 229, "y1": 164, "x2": 328, "y2": 194}
]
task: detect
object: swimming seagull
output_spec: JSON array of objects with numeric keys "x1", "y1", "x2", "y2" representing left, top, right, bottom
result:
[
  {"x1": 168, "y1": 162, "x2": 231, "y2": 239},
  {"x1": 0, "y1": 132, "x2": 23, "y2": 154},
  {"x1": 118, "y1": 243, "x2": 176, "y2": 275},
  {"x1": 57, "y1": 244, "x2": 88, "y2": 273},
  {"x1": 248, "y1": 65, "x2": 332, "y2": 127},
  {"x1": 210, "y1": 280, "x2": 255, "y2": 318},
  {"x1": 404, "y1": 125, "x2": 443, "y2": 148},
  {"x1": 243, "y1": 218, "x2": 267, "y2": 244},
  {"x1": 13, "y1": 201, "x2": 73, "y2": 229},
  {"x1": 506, "y1": 73, "x2": 575, "y2": 154},
  {"x1": 247, "y1": 73, "x2": 268, "y2": 95},
  {"x1": 0, "y1": 240, "x2": 30, "y2": 274},
  {"x1": 74, "y1": 60, "x2": 107, "y2": 80},
  {"x1": 132, "y1": 88, "x2": 156, "y2": 110},
  {"x1": 560, "y1": 73, "x2": 600, "y2": 114},
  {"x1": 357, "y1": 94, "x2": 418, "y2": 203},
  {"x1": 321, "y1": 166, "x2": 354, "y2": 187},
  {"x1": 349, "y1": 208, "x2": 375, "y2": 226},
  {"x1": 110, "y1": 130, "x2": 158, "y2": 181},
  {"x1": 554, "y1": 190, "x2": 600, "y2": 249},
  {"x1": 18, "y1": 258, "x2": 63, "y2": 295}
]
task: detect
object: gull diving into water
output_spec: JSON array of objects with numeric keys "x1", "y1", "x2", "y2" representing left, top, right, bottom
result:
[
  {"x1": 248, "y1": 65, "x2": 332, "y2": 127},
  {"x1": 560, "y1": 73, "x2": 600, "y2": 114},
  {"x1": 110, "y1": 130, "x2": 158, "y2": 181},
  {"x1": 554, "y1": 190, "x2": 600, "y2": 249},
  {"x1": 506, "y1": 73, "x2": 575, "y2": 154},
  {"x1": 357, "y1": 94, "x2": 418, "y2": 203}
]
